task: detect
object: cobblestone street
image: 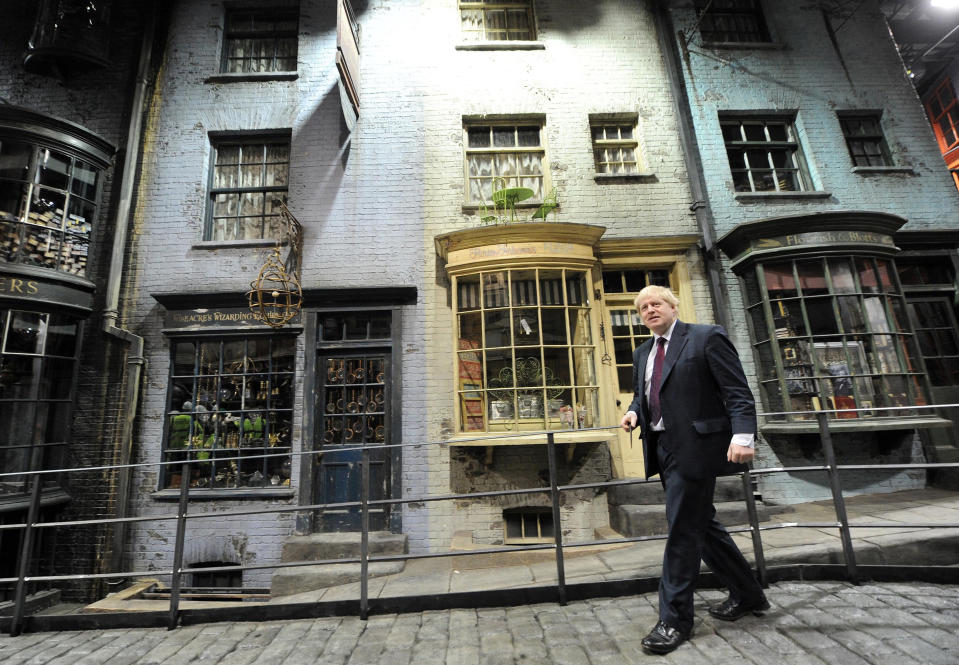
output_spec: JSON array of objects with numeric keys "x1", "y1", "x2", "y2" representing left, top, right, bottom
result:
[{"x1": 2, "y1": 581, "x2": 958, "y2": 664}]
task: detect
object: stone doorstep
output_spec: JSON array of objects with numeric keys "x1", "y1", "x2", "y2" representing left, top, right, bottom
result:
[
  {"x1": 280, "y1": 531, "x2": 408, "y2": 562},
  {"x1": 270, "y1": 561, "x2": 406, "y2": 597},
  {"x1": 609, "y1": 500, "x2": 795, "y2": 538},
  {"x1": 608, "y1": 475, "x2": 751, "y2": 506}
]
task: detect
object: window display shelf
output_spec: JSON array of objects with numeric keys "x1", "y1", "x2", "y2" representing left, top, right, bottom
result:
[{"x1": 760, "y1": 415, "x2": 951, "y2": 434}]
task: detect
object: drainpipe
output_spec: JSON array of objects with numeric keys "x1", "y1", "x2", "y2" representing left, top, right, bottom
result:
[
  {"x1": 652, "y1": 0, "x2": 732, "y2": 331},
  {"x1": 102, "y1": 1, "x2": 158, "y2": 583}
]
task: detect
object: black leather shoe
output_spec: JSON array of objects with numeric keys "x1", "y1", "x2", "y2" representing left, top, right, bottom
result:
[
  {"x1": 641, "y1": 620, "x2": 690, "y2": 654},
  {"x1": 707, "y1": 594, "x2": 771, "y2": 622}
]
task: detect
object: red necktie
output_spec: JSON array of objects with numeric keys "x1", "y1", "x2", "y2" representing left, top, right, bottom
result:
[{"x1": 649, "y1": 337, "x2": 666, "y2": 424}]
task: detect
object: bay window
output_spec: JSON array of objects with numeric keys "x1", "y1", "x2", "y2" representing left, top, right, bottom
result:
[
  {"x1": 744, "y1": 255, "x2": 928, "y2": 421},
  {"x1": 454, "y1": 267, "x2": 598, "y2": 432}
]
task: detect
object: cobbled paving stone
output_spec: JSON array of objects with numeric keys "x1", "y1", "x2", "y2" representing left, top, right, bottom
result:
[{"x1": 0, "y1": 581, "x2": 956, "y2": 663}]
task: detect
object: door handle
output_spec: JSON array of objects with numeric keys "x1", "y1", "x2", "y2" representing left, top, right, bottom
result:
[{"x1": 616, "y1": 399, "x2": 621, "y2": 407}]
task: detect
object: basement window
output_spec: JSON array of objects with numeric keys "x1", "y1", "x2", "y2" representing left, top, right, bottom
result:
[{"x1": 504, "y1": 507, "x2": 554, "y2": 544}]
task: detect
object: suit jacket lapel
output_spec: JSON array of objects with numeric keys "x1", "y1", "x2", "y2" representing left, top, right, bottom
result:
[{"x1": 659, "y1": 320, "x2": 688, "y2": 389}]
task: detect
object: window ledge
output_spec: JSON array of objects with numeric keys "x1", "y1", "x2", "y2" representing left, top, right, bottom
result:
[
  {"x1": 455, "y1": 41, "x2": 545, "y2": 51},
  {"x1": 594, "y1": 172, "x2": 656, "y2": 182},
  {"x1": 700, "y1": 40, "x2": 784, "y2": 50},
  {"x1": 734, "y1": 191, "x2": 832, "y2": 202},
  {"x1": 192, "y1": 239, "x2": 283, "y2": 250},
  {"x1": 760, "y1": 415, "x2": 952, "y2": 435},
  {"x1": 851, "y1": 166, "x2": 917, "y2": 176},
  {"x1": 204, "y1": 72, "x2": 298, "y2": 83},
  {"x1": 447, "y1": 430, "x2": 616, "y2": 447},
  {"x1": 151, "y1": 488, "x2": 295, "y2": 501}
]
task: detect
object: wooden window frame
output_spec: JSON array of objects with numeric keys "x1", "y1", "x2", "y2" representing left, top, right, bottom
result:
[
  {"x1": 721, "y1": 115, "x2": 810, "y2": 193},
  {"x1": 590, "y1": 118, "x2": 641, "y2": 175},
  {"x1": 463, "y1": 121, "x2": 547, "y2": 205},
  {"x1": 220, "y1": 8, "x2": 299, "y2": 74},
  {"x1": 459, "y1": 1, "x2": 536, "y2": 42},
  {"x1": 205, "y1": 134, "x2": 290, "y2": 241},
  {"x1": 695, "y1": 0, "x2": 771, "y2": 44},
  {"x1": 839, "y1": 113, "x2": 892, "y2": 167}
]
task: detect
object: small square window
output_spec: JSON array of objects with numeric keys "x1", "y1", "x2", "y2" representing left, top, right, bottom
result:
[
  {"x1": 695, "y1": 0, "x2": 771, "y2": 44},
  {"x1": 590, "y1": 119, "x2": 641, "y2": 175},
  {"x1": 207, "y1": 136, "x2": 290, "y2": 241},
  {"x1": 221, "y1": 9, "x2": 298, "y2": 74},
  {"x1": 839, "y1": 114, "x2": 892, "y2": 167},
  {"x1": 460, "y1": 1, "x2": 535, "y2": 42}
]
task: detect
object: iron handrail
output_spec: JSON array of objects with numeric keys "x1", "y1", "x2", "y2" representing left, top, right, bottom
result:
[{"x1": 4, "y1": 402, "x2": 959, "y2": 634}]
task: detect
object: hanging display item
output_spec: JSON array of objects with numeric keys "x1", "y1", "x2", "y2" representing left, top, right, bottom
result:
[{"x1": 247, "y1": 203, "x2": 303, "y2": 328}]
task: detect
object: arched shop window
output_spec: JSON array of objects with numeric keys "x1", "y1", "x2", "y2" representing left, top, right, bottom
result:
[
  {"x1": 742, "y1": 255, "x2": 928, "y2": 421},
  {"x1": 454, "y1": 267, "x2": 598, "y2": 432},
  {"x1": 0, "y1": 308, "x2": 79, "y2": 498}
]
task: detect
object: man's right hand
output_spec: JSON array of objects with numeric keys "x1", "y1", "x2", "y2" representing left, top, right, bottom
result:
[{"x1": 620, "y1": 411, "x2": 637, "y2": 432}]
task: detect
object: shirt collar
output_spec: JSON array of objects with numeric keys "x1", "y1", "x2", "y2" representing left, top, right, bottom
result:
[{"x1": 655, "y1": 319, "x2": 678, "y2": 344}]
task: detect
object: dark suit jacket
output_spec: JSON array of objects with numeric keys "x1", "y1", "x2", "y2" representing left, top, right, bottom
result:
[{"x1": 627, "y1": 320, "x2": 756, "y2": 480}]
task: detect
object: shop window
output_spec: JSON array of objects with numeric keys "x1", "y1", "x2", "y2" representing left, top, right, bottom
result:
[
  {"x1": 206, "y1": 136, "x2": 290, "y2": 241},
  {"x1": 504, "y1": 507, "x2": 553, "y2": 544},
  {"x1": 695, "y1": 0, "x2": 771, "y2": 44},
  {"x1": 163, "y1": 335, "x2": 294, "y2": 490},
  {"x1": 590, "y1": 117, "x2": 641, "y2": 175},
  {"x1": 221, "y1": 8, "x2": 298, "y2": 74},
  {"x1": 455, "y1": 268, "x2": 597, "y2": 432},
  {"x1": 0, "y1": 141, "x2": 100, "y2": 277},
  {"x1": 459, "y1": 1, "x2": 535, "y2": 42},
  {"x1": 721, "y1": 115, "x2": 810, "y2": 193},
  {"x1": 0, "y1": 309, "x2": 78, "y2": 498},
  {"x1": 742, "y1": 256, "x2": 928, "y2": 420},
  {"x1": 465, "y1": 121, "x2": 546, "y2": 205},
  {"x1": 839, "y1": 114, "x2": 892, "y2": 167}
]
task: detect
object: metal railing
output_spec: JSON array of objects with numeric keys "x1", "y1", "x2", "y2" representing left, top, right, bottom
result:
[{"x1": 2, "y1": 404, "x2": 959, "y2": 635}]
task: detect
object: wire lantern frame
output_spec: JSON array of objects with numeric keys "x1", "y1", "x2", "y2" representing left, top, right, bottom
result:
[{"x1": 247, "y1": 203, "x2": 303, "y2": 328}]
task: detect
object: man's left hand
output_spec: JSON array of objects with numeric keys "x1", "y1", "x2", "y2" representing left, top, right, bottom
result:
[{"x1": 727, "y1": 443, "x2": 755, "y2": 464}]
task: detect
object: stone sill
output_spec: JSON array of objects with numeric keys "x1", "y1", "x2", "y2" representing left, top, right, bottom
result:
[
  {"x1": 192, "y1": 239, "x2": 284, "y2": 250},
  {"x1": 151, "y1": 489, "x2": 295, "y2": 501},
  {"x1": 851, "y1": 166, "x2": 917, "y2": 176},
  {"x1": 734, "y1": 191, "x2": 832, "y2": 202},
  {"x1": 700, "y1": 41, "x2": 784, "y2": 50},
  {"x1": 594, "y1": 172, "x2": 656, "y2": 182},
  {"x1": 455, "y1": 42, "x2": 545, "y2": 51},
  {"x1": 204, "y1": 72, "x2": 298, "y2": 83}
]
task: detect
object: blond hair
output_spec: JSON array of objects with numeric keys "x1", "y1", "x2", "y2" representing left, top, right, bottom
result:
[{"x1": 634, "y1": 284, "x2": 679, "y2": 310}]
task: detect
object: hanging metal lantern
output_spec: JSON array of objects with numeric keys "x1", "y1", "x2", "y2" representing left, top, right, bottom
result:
[
  {"x1": 247, "y1": 247, "x2": 302, "y2": 328},
  {"x1": 248, "y1": 202, "x2": 304, "y2": 328}
]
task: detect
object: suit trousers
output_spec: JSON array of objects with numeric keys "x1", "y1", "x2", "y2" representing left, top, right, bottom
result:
[{"x1": 654, "y1": 432, "x2": 764, "y2": 633}]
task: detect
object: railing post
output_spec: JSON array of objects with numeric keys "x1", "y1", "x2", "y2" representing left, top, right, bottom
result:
[
  {"x1": 815, "y1": 411, "x2": 859, "y2": 584},
  {"x1": 168, "y1": 460, "x2": 191, "y2": 630},
  {"x1": 360, "y1": 445, "x2": 370, "y2": 620},
  {"x1": 10, "y1": 471, "x2": 43, "y2": 637},
  {"x1": 740, "y1": 468, "x2": 767, "y2": 587},
  {"x1": 546, "y1": 432, "x2": 567, "y2": 606}
]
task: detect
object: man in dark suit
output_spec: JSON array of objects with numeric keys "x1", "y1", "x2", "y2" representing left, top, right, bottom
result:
[{"x1": 619, "y1": 285, "x2": 768, "y2": 654}]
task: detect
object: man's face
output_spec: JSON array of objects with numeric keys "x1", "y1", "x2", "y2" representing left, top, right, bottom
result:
[{"x1": 638, "y1": 294, "x2": 678, "y2": 337}]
